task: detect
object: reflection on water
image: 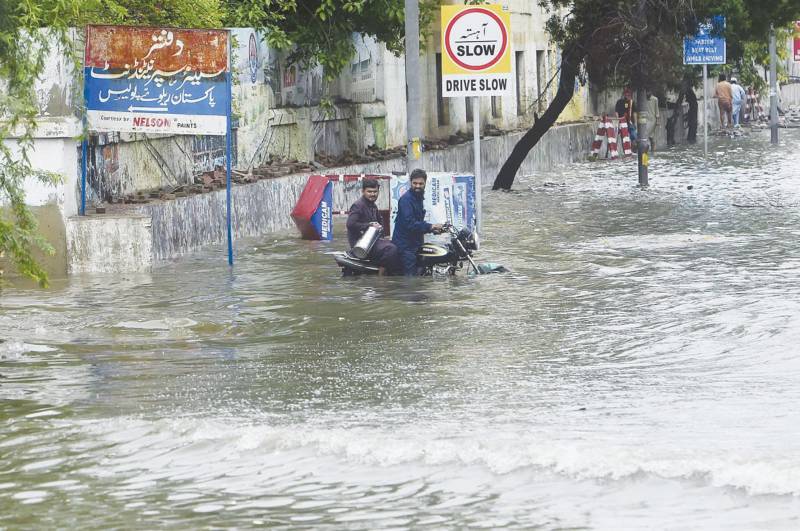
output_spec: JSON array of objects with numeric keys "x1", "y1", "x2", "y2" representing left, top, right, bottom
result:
[{"x1": 2, "y1": 130, "x2": 800, "y2": 528}]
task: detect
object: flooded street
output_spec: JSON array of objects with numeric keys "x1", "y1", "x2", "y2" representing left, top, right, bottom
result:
[{"x1": 2, "y1": 129, "x2": 800, "y2": 529}]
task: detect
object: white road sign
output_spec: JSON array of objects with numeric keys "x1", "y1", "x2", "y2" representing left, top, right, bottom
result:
[{"x1": 441, "y1": 5, "x2": 513, "y2": 97}]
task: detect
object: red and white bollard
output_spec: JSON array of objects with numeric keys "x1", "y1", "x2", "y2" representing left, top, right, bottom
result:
[
  {"x1": 590, "y1": 115, "x2": 607, "y2": 159},
  {"x1": 618, "y1": 117, "x2": 633, "y2": 157},
  {"x1": 605, "y1": 116, "x2": 619, "y2": 159}
]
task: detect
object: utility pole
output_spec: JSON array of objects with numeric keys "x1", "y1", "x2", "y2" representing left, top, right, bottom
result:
[
  {"x1": 769, "y1": 23, "x2": 779, "y2": 144},
  {"x1": 405, "y1": 0, "x2": 422, "y2": 171},
  {"x1": 634, "y1": 0, "x2": 648, "y2": 187},
  {"x1": 703, "y1": 64, "x2": 708, "y2": 158},
  {"x1": 635, "y1": 88, "x2": 649, "y2": 187}
]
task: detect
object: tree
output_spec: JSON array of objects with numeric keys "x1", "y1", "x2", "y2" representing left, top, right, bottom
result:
[
  {"x1": 0, "y1": 0, "x2": 81, "y2": 286},
  {"x1": 492, "y1": 0, "x2": 800, "y2": 190},
  {"x1": 80, "y1": 0, "x2": 226, "y2": 27}
]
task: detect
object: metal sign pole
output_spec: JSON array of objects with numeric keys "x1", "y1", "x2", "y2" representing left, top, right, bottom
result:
[
  {"x1": 703, "y1": 63, "x2": 708, "y2": 159},
  {"x1": 81, "y1": 54, "x2": 89, "y2": 216},
  {"x1": 472, "y1": 96, "x2": 482, "y2": 233},
  {"x1": 225, "y1": 33, "x2": 234, "y2": 266},
  {"x1": 80, "y1": 138, "x2": 87, "y2": 216}
]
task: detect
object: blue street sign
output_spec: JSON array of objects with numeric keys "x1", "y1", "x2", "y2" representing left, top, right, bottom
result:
[{"x1": 684, "y1": 16, "x2": 726, "y2": 65}]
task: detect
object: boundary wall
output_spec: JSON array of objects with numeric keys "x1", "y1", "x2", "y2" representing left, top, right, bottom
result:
[{"x1": 65, "y1": 123, "x2": 596, "y2": 273}]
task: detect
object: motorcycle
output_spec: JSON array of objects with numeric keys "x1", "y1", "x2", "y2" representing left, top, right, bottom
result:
[{"x1": 333, "y1": 223, "x2": 482, "y2": 276}]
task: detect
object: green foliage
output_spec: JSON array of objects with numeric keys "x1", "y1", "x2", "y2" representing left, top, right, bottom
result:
[
  {"x1": 539, "y1": 0, "x2": 800, "y2": 92},
  {"x1": 77, "y1": 0, "x2": 226, "y2": 27},
  {"x1": 0, "y1": 0, "x2": 81, "y2": 286}
]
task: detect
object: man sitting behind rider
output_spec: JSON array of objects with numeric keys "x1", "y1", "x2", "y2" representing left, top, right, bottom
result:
[
  {"x1": 391, "y1": 169, "x2": 444, "y2": 276},
  {"x1": 346, "y1": 178, "x2": 399, "y2": 275}
]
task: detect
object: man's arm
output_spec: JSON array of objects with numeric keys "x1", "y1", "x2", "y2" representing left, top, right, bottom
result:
[{"x1": 346, "y1": 202, "x2": 371, "y2": 235}]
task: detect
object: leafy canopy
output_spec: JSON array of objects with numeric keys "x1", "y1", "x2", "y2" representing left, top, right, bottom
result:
[
  {"x1": 0, "y1": 0, "x2": 81, "y2": 286},
  {"x1": 541, "y1": 0, "x2": 800, "y2": 91}
]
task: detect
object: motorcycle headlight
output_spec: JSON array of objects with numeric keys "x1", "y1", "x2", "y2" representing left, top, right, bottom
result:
[{"x1": 458, "y1": 228, "x2": 479, "y2": 250}]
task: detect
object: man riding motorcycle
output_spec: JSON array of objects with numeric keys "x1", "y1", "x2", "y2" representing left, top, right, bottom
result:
[{"x1": 391, "y1": 168, "x2": 444, "y2": 276}]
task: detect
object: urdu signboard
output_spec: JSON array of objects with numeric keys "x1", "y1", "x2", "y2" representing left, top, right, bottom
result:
[
  {"x1": 84, "y1": 25, "x2": 230, "y2": 135},
  {"x1": 683, "y1": 17, "x2": 726, "y2": 65}
]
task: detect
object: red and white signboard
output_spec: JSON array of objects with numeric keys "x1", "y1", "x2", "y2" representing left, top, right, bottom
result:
[
  {"x1": 794, "y1": 21, "x2": 800, "y2": 62},
  {"x1": 441, "y1": 5, "x2": 513, "y2": 97}
]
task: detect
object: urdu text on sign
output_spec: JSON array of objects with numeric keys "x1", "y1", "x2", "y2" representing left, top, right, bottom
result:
[
  {"x1": 84, "y1": 25, "x2": 230, "y2": 136},
  {"x1": 441, "y1": 5, "x2": 513, "y2": 97}
]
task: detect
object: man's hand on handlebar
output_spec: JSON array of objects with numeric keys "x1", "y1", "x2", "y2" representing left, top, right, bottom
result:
[{"x1": 431, "y1": 223, "x2": 445, "y2": 234}]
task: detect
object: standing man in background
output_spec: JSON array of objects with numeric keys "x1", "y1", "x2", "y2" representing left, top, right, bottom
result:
[
  {"x1": 646, "y1": 90, "x2": 660, "y2": 152},
  {"x1": 730, "y1": 77, "x2": 746, "y2": 127},
  {"x1": 714, "y1": 74, "x2": 733, "y2": 129},
  {"x1": 615, "y1": 87, "x2": 636, "y2": 141}
]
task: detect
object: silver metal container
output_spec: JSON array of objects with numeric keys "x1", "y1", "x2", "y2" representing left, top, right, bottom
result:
[{"x1": 352, "y1": 225, "x2": 381, "y2": 259}]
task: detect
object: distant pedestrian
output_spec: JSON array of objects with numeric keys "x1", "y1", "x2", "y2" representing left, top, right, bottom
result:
[
  {"x1": 747, "y1": 87, "x2": 765, "y2": 122},
  {"x1": 683, "y1": 77, "x2": 698, "y2": 143},
  {"x1": 646, "y1": 90, "x2": 659, "y2": 151},
  {"x1": 615, "y1": 87, "x2": 636, "y2": 141},
  {"x1": 714, "y1": 74, "x2": 733, "y2": 129},
  {"x1": 744, "y1": 87, "x2": 754, "y2": 123},
  {"x1": 730, "y1": 77, "x2": 746, "y2": 127}
]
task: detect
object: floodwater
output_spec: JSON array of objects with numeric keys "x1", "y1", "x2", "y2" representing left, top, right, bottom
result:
[{"x1": 2, "y1": 129, "x2": 800, "y2": 529}]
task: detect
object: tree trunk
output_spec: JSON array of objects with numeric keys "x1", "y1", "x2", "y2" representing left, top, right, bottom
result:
[{"x1": 492, "y1": 45, "x2": 583, "y2": 190}]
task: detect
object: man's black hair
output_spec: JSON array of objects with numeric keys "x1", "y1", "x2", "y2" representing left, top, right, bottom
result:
[
  {"x1": 409, "y1": 168, "x2": 428, "y2": 181},
  {"x1": 362, "y1": 178, "x2": 380, "y2": 190},
  {"x1": 719, "y1": 74, "x2": 726, "y2": 82}
]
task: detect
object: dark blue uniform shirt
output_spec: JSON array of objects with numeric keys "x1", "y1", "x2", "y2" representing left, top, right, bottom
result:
[{"x1": 391, "y1": 190, "x2": 431, "y2": 251}]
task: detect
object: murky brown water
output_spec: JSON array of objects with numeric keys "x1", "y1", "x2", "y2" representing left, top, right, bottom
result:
[{"x1": 2, "y1": 129, "x2": 800, "y2": 529}]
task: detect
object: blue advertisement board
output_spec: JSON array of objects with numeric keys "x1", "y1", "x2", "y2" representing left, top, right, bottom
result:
[
  {"x1": 310, "y1": 181, "x2": 333, "y2": 241},
  {"x1": 84, "y1": 26, "x2": 230, "y2": 135},
  {"x1": 683, "y1": 17, "x2": 726, "y2": 65}
]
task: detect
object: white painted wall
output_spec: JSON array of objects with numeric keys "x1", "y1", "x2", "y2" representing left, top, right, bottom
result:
[
  {"x1": 7, "y1": 15, "x2": 573, "y2": 218},
  {"x1": 405, "y1": 0, "x2": 562, "y2": 141},
  {"x1": 381, "y1": 47, "x2": 408, "y2": 149},
  {"x1": 3, "y1": 119, "x2": 81, "y2": 220}
]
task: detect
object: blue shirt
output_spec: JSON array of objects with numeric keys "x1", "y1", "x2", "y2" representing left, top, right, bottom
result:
[
  {"x1": 391, "y1": 190, "x2": 431, "y2": 251},
  {"x1": 731, "y1": 84, "x2": 746, "y2": 105}
]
